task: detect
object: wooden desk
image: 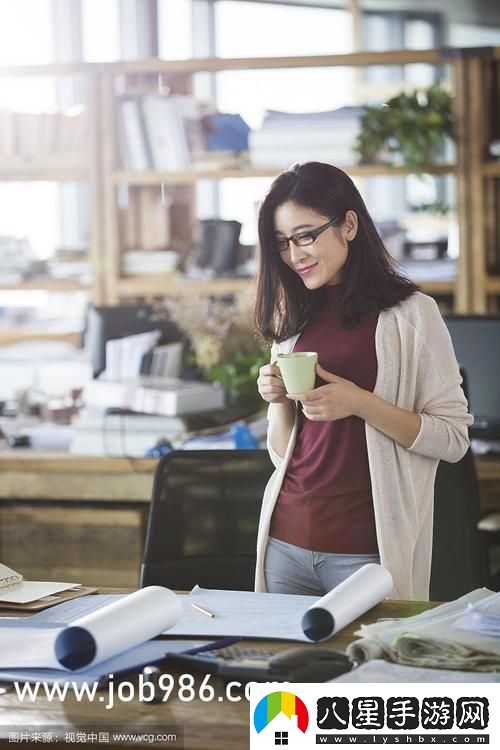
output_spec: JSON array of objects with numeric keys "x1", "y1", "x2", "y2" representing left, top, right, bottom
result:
[
  {"x1": 0, "y1": 451, "x2": 499, "y2": 587},
  {"x1": 0, "y1": 599, "x2": 434, "y2": 750}
]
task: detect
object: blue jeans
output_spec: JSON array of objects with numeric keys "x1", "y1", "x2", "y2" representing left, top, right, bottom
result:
[{"x1": 264, "y1": 536, "x2": 380, "y2": 596}]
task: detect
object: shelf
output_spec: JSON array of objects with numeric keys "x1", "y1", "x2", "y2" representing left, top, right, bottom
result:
[
  {"x1": 114, "y1": 167, "x2": 279, "y2": 185},
  {"x1": 483, "y1": 162, "x2": 500, "y2": 177},
  {"x1": 0, "y1": 63, "x2": 98, "y2": 77},
  {"x1": 486, "y1": 277, "x2": 500, "y2": 293},
  {"x1": 117, "y1": 275, "x2": 253, "y2": 297},
  {"x1": 114, "y1": 163, "x2": 456, "y2": 185},
  {"x1": 0, "y1": 278, "x2": 91, "y2": 292},
  {"x1": 417, "y1": 280, "x2": 456, "y2": 295},
  {"x1": 0, "y1": 160, "x2": 88, "y2": 182},
  {"x1": 0, "y1": 329, "x2": 82, "y2": 346},
  {"x1": 109, "y1": 49, "x2": 449, "y2": 75},
  {"x1": 1, "y1": 47, "x2": 499, "y2": 79}
]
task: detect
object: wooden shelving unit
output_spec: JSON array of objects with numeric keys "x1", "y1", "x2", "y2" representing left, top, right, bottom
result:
[
  {"x1": 2, "y1": 47, "x2": 499, "y2": 317},
  {"x1": 99, "y1": 50, "x2": 466, "y2": 306},
  {"x1": 451, "y1": 47, "x2": 500, "y2": 312},
  {"x1": 0, "y1": 67, "x2": 105, "y2": 312}
]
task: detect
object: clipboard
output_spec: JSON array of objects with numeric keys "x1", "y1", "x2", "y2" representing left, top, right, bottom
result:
[{"x1": 0, "y1": 585, "x2": 98, "y2": 612}]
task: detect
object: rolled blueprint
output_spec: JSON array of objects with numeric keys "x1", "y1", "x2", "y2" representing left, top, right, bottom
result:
[
  {"x1": 54, "y1": 586, "x2": 181, "y2": 669},
  {"x1": 301, "y1": 564, "x2": 393, "y2": 642}
]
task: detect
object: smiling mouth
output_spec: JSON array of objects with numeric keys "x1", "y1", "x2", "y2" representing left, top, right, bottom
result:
[{"x1": 297, "y1": 263, "x2": 318, "y2": 276}]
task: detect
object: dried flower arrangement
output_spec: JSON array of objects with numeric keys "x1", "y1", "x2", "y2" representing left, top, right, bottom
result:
[{"x1": 158, "y1": 292, "x2": 268, "y2": 408}]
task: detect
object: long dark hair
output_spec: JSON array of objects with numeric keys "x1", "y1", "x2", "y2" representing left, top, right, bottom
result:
[{"x1": 254, "y1": 161, "x2": 418, "y2": 342}]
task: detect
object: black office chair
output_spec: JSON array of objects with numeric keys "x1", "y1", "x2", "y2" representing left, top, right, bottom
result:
[
  {"x1": 429, "y1": 368, "x2": 488, "y2": 600},
  {"x1": 430, "y1": 446, "x2": 488, "y2": 600},
  {"x1": 140, "y1": 449, "x2": 274, "y2": 591}
]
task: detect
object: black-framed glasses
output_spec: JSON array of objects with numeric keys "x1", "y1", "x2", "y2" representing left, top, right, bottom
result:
[{"x1": 270, "y1": 216, "x2": 342, "y2": 254}]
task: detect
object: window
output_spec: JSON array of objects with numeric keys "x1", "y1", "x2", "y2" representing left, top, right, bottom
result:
[
  {"x1": 82, "y1": 0, "x2": 120, "y2": 62},
  {"x1": 214, "y1": 1, "x2": 354, "y2": 244},
  {"x1": 360, "y1": 11, "x2": 448, "y2": 228},
  {"x1": 0, "y1": 0, "x2": 58, "y2": 261},
  {"x1": 158, "y1": 0, "x2": 193, "y2": 59},
  {"x1": 362, "y1": 11, "x2": 444, "y2": 89},
  {"x1": 215, "y1": 1, "x2": 352, "y2": 58}
]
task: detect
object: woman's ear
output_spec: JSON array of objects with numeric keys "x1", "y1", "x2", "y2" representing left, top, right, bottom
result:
[{"x1": 343, "y1": 210, "x2": 358, "y2": 242}]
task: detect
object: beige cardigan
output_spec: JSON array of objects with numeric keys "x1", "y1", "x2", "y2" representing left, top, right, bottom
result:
[{"x1": 255, "y1": 292, "x2": 473, "y2": 600}]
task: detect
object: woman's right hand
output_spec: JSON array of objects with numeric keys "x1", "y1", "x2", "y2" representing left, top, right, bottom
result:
[{"x1": 257, "y1": 363, "x2": 288, "y2": 405}]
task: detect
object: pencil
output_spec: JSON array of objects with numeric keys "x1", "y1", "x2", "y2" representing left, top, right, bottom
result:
[{"x1": 191, "y1": 602, "x2": 215, "y2": 618}]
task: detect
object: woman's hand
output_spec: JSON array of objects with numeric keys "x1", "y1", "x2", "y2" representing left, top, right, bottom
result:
[
  {"x1": 286, "y1": 363, "x2": 362, "y2": 421},
  {"x1": 257, "y1": 363, "x2": 288, "y2": 405}
]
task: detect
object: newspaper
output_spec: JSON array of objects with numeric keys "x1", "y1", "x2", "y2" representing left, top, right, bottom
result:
[{"x1": 347, "y1": 588, "x2": 500, "y2": 672}]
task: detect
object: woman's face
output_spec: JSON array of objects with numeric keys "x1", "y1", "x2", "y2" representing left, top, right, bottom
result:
[{"x1": 273, "y1": 201, "x2": 357, "y2": 289}]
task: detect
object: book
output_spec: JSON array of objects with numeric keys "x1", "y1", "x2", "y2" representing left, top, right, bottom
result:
[
  {"x1": 83, "y1": 376, "x2": 225, "y2": 416},
  {"x1": 141, "y1": 95, "x2": 190, "y2": 171},
  {"x1": 119, "y1": 98, "x2": 152, "y2": 171}
]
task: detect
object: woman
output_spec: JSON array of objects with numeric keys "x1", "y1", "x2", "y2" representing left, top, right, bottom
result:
[{"x1": 254, "y1": 161, "x2": 472, "y2": 600}]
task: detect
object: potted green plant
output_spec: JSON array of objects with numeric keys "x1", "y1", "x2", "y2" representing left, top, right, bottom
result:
[{"x1": 355, "y1": 83, "x2": 453, "y2": 173}]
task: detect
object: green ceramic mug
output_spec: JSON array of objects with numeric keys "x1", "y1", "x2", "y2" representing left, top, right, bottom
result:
[{"x1": 276, "y1": 352, "x2": 318, "y2": 394}]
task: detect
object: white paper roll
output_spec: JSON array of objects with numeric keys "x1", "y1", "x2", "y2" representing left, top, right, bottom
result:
[
  {"x1": 301, "y1": 563, "x2": 393, "y2": 642},
  {"x1": 346, "y1": 637, "x2": 385, "y2": 664},
  {"x1": 55, "y1": 586, "x2": 181, "y2": 670}
]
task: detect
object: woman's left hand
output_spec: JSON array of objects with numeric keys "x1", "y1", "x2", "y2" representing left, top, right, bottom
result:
[{"x1": 286, "y1": 363, "x2": 363, "y2": 421}]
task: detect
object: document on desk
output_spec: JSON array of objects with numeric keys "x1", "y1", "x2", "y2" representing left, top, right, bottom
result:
[
  {"x1": 165, "y1": 568, "x2": 392, "y2": 642},
  {"x1": 0, "y1": 587, "x2": 181, "y2": 671},
  {"x1": 166, "y1": 587, "x2": 319, "y2": 641}
]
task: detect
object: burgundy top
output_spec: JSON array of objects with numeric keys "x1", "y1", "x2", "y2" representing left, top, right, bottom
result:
[{"x1": 269, "y1": 285, "x2": 379, "y2": 554}]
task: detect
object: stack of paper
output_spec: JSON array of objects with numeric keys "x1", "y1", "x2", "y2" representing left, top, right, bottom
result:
[
  {"x1": 455, "y1": 592, "x2": 500, "y2": 637},
  {"x1": 83, "y1": 376, "x2": 225, "y2": 416},
  {"x1": 348, "y1": 588, "x2": 500, "y2": 672},
  {"x1": 249, "y1": 106, "x2": 366, "y2": 168},
  {"x1": 0, "y1": 563, "x2": 94, "y2": 612}
]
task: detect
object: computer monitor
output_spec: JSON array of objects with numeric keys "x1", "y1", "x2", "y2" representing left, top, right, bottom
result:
[
  {"x1": 444, "y1": 315, "x2": 500, "y2": 437},
  {"x1": 85, "y1": 304, "x2": 181, "y2": 378}
]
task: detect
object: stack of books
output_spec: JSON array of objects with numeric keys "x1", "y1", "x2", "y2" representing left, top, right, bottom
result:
[
  {"x1": 121, "y1": 250, "x2": 178, "y2": 276},
  {"x1": 82, "y1": 376, "x2": 225, "y2": 418},
  {"x1": 0, "y1": 107, "x2": 87, "y2": 165},
  {"x1": 249, "y1": 106, "x2": 366, "y2": 168}
]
